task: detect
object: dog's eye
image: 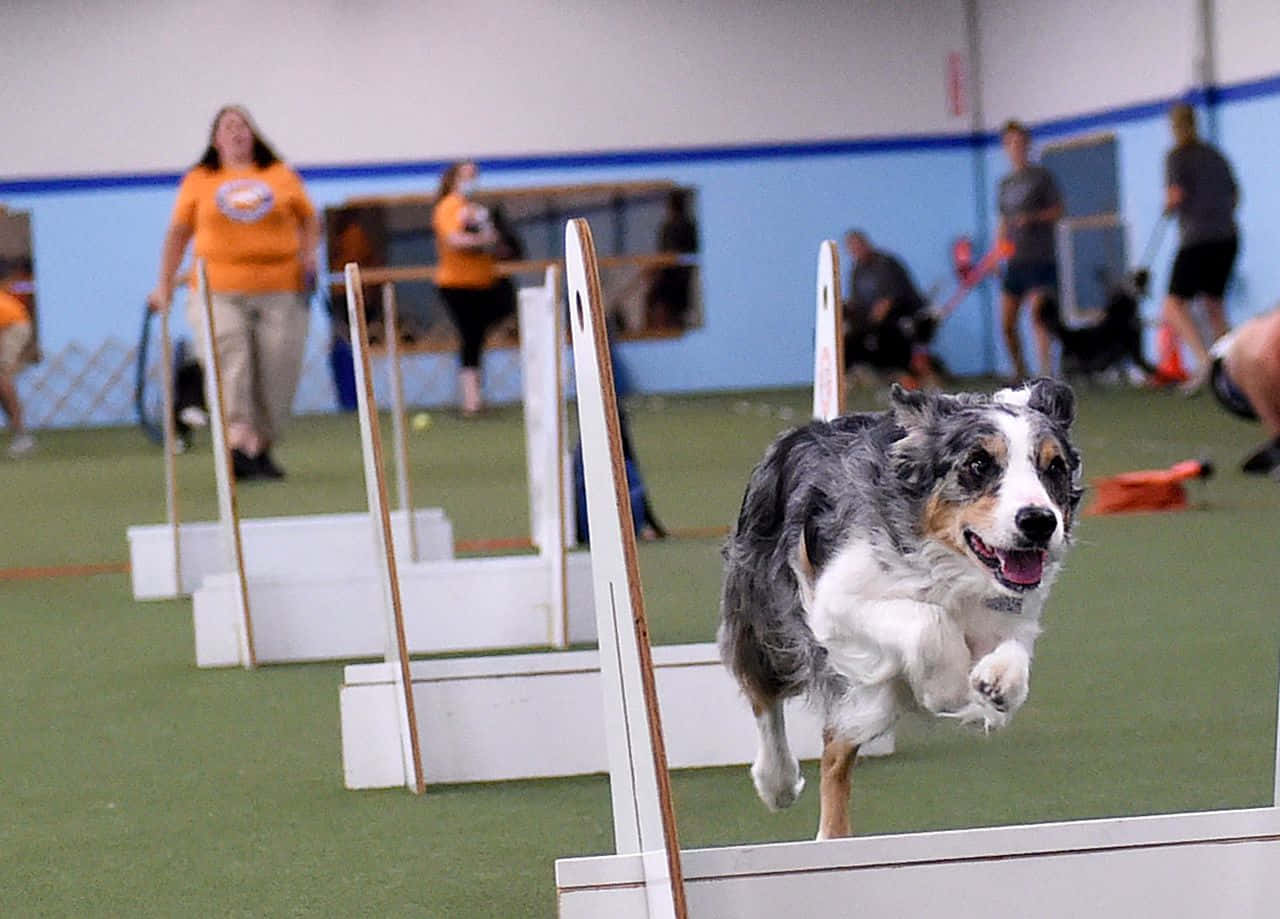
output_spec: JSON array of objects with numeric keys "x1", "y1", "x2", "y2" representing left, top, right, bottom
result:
[
  {"x1": 1046, "y1": 455, "x2": 1068, "y2": 479},
  {"x1": 964, "y1": 449, "x2": 995, "y2": 481}
]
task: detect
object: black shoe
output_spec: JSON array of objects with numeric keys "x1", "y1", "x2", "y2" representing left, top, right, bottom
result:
[
  {"x1": 231, "y1": 448, "x2": 259, "y2": 481},
  {"x1": 254, "y1": 450, "x2": 286, "y2": 480},
  {"x1": 1241, "y1": 437, "x2": 1280, "y2": 475}
]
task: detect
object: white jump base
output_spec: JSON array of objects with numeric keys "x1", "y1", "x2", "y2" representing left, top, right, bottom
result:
[
  {"x1": 340, "y1": 641, "x2": 826, "y2": 789},
  {"x1": 557, "y1": 807, "x2": 1280, "y2": 918},
  {"x1": 193, "y1": 549, "x2": 596, "y2": 668},
  {"x1": 127, "y1": 507, "x2": 454, "y2": 600}
]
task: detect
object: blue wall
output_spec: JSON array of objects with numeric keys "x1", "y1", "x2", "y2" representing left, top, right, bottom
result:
[{"x1": 4, "y1": 140, "x2": 980, "y2": 421}]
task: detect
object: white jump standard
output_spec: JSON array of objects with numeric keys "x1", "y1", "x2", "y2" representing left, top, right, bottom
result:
[{"x1": 188, "y1": 265, "x2": 594, "y2": 668}]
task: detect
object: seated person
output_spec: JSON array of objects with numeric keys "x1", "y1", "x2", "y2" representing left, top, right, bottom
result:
[
  {"x1": 1208, "y1": 306, "x2": 1280, "y2": 476},
  {"x1": 842, "y1": 230, "x2": 939, "y2": 387}
]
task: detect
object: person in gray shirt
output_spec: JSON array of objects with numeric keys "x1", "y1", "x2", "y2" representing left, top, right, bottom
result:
[
  {"x1": 1161, "y1": 102, "x2": 1239, "y2": 390},
  {"x1": 997, "y1": 119, "x2": 1064, "y2": 380}
]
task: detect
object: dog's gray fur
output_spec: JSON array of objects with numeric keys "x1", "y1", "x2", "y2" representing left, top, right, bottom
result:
[{"x1": 718, "y1": 379, "x2": 1082, "y2": 823}]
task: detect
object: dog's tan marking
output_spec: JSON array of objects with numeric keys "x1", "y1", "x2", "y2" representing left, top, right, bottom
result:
[
  {"x1": 817, "y1": 729, "x2": 859, "y2": 839},
  {"x1": 1037, "y1": 436, "x2": 1064, "y2": 471},
  {"x1": 925, "y1": 493, "x2": 1000, "y2": 554},
  {"x1": 924, "y1": 434, "x2": 1007, "y2": 552},
  {"x1": 1036, "y1": 435, "x2": 1072, "y2": 525},
  {"x1": 791, "y1": 537, "x2": 817, "y2": 612},
  {"x1": 979, "y1": 433, "x2": 1009, "y2": 464}
]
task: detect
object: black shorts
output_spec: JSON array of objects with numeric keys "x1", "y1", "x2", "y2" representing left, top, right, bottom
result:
[
  {"x1": 1210, "y1": 358, "x2": 1257, "y2": 421},
  {"x1": 1002, "y1": 260, "x2": 1058, "y2": 299},
  {"x1": 1169, "y1": 237, "x2": 1238, "y2": 300}
]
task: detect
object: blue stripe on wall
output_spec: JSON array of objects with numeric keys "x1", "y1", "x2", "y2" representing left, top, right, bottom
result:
[{"x1": 1, "y1": 133, "x2": 984, "y2": 196}]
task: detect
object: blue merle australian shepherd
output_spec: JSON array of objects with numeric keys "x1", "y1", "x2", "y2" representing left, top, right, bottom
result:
[{"x1": 719, "y1": 379, "x2": 1082, "y2": 839}]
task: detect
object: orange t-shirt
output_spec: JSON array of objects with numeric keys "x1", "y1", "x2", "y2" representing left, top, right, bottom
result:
[
  {"x1": 432, "y1": 193, "x2": 496, "y2": 289},
  {"x1": 0, "y1": 289, "x2": 29, "y2": 327},
  {"x1": 171, "y1": 162, "x2": 315, "y2": 294}
]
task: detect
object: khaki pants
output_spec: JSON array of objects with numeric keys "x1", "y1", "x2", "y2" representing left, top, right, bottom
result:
[
  {"x1": 187, "y1": 292, "x2": 308, "y2": 443},
  {"x1": 0, "y1": 320, "x2": 32, "y2": 376}
]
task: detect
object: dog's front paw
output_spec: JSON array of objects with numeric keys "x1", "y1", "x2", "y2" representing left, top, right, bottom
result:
[
  {"x1": 969, "y1": 648, "x2": 1029, "y2": 728},
  {"x1": 751, "y1": 755, "x2": 805, "y2": 811}
]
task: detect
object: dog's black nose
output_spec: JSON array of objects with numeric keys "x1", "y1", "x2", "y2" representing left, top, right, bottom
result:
[{"x1": 1015, "y1": 506, "x2": 1057, "y2": 543}]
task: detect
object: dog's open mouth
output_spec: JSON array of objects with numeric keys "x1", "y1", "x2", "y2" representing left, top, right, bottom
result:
[{"x1": 964, "y1": 530, "x2": 1046, "y2": 591}]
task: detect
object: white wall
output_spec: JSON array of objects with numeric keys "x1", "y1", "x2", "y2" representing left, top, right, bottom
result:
[
  {"x1": 1215, "y1": 0, "x2": 1280, "y2": 85},
  {"x1": 978, "y1": 0, "x2": 1199, "y2": 125},
  {"x1": 0, "y1": 0, "x2": 970, "y2": 178}
]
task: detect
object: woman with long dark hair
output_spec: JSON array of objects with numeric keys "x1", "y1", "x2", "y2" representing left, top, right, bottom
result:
[
  {"x1": 431, "y1": 160, "x2": 502, "y2": 417},
  {"x1": 148, "y1": 105, "x2": 319, "y2": 479}
]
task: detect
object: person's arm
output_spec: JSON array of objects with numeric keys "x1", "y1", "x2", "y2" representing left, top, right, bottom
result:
[
  {"x1": 288, "y1": 172, "x2": 322, "y2": 279},
  {"x1": 444, "y1": 204, "x2": 497, "y2": 250},
  {"x1": 298, "y1": 212, "x2": 321, "y2": 278},
  {"x1": 1021, "y1": 173, "x2": 1063, "y2": 226},
  {"x1": 148, "y1": 222, "x2": 194, "y2": 312},
  {"x1": 1032, "y1": 200, "x2": 1064, "y2": 224},
  {"x1": 1164, "y1": 150, "x2": 1184, "y2": 215}
]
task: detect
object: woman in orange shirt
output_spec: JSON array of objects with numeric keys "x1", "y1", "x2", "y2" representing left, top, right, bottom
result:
[
  {"x1": 0, "y1": 267, "x2": 34, "y2": 457},
  {"x1": 432, "y1": 161, "x2": 502, "y2": 417},
  {"x1": 148, "y1": 105, "x2": 320, "y2": 480}
]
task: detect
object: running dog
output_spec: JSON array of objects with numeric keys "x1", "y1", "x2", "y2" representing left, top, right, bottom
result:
[
  {"x1": 718, "y1": 379, "x2": 1082, "y2": 839},
  {"x1": 1037, "y1": 273, "x2": 1155, "y2": 378}
]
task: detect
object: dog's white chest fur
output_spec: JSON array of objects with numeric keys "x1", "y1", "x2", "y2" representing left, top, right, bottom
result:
[{"x1": 804, "y1": 537, "x2": 1043, "y2": 744}]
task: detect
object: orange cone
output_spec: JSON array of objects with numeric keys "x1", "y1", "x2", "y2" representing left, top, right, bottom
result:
[
  {"x1": 1086, "y1": 459, "x2": 1212, "y2": 515},
  {"x1": 1151, "y1": 324, "x2": 1189, "y2": 385}
]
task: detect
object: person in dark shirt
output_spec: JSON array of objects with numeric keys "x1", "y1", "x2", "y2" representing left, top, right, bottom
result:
[
  {"x1": 842, "y1": 230, "x2": 938, "y2": 387},
  {"x1": 646, "y1": 190, "x2": 699, "y2": 330},
  {"x1": 1161, "y1": 102, "x2": 1240, "y2": 390},
  {"x1": 996, "y1": 119, "x2": 1063, "y2": 380}
]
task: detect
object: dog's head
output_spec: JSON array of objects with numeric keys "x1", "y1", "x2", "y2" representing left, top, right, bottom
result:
[{"x1": 889, "y1": 380, "x2": 1082, "y2": 599}]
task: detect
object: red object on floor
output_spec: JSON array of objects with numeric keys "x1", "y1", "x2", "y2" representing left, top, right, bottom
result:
[
  {"x1": 1151, "y1": 324, "x2": 1189, "y2": 385},
  {"x1": 1086, "y1": 459, "x2": 1213, "y2": 515}
]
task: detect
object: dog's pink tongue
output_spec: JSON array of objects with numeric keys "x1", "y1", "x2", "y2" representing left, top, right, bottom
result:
[{"x1": 999, "y1": 549, "x2": 1045, "y2": 585}]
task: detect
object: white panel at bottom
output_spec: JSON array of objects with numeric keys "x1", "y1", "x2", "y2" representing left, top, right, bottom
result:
[
  {"x1": 128, "y1": 507, "x2": 454, "y2": 599},
  {"x1": 193, "y1": 550, "x2": 595, "y2": 667},
  {"x1": 557, "y1": 808, "x2": 1280, "y2": 918},
  {"x1": 340, "y1": 642, "x2": 824, "y2": 788}
]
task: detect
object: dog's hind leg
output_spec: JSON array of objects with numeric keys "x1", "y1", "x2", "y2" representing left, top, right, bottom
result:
[
  {"x1": 817, "y1": 727, "x2": 859, "y2": 840},
  {"x1": 749, "y1": 696, "x2": 805, "y2": 811}
]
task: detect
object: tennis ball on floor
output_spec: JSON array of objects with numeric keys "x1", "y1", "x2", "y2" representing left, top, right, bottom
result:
[{"x1": 412, "y1": 412, "x2": 433, "y2": 432}]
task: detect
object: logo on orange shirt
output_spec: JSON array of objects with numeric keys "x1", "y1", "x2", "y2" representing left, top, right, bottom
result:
[{"x1": 216, "y1": 179, "x2": 276, "y2": 223}]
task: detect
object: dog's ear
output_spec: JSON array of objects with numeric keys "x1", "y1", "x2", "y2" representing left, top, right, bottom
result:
[
  {"x1": 889, "y1": 384, "x2": 963, "y2": 428},
  {"x1": 888, "y1": 383, "x2": 929, "y2": 425},
  {"x1": 1026, "y1": 377, "x2": 1076, "y2": 429}
]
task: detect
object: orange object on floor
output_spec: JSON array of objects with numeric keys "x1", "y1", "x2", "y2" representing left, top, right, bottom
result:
[
  {"x1": 1086, "y1": 459, "x2": 1213, "y2": 515},
  {"x1": 1150, "y1": 324, "x2": 1189, "y2": 385}
]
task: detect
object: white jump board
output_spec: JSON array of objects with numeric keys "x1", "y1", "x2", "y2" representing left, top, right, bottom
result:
[
  {"x1": 127, "y1": 507, "x2": 455, "y2": 599},
  {"x1": 193, "y1": 550, "x2": 596, "y2": 668},
  {"x1": 557, "y1": 807, "x2": 1280, "y2": 918},
  {"x1": 339, "y1": 641, "x2": 824, "y2": 788}
]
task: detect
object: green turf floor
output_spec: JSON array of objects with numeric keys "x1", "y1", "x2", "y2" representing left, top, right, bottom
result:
[{"x1": 2, "y1": 383, "x2": 1278, "y2": 916}]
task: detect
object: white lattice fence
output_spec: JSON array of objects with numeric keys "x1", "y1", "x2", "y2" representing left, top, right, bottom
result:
[{"x1": 19, "y1": 337, "x2": 140, "y2": 429}]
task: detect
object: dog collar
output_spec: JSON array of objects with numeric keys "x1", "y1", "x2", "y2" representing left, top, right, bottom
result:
[{"x1": 985, "y1": 595, "x2": 1024, "y2": 614}]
